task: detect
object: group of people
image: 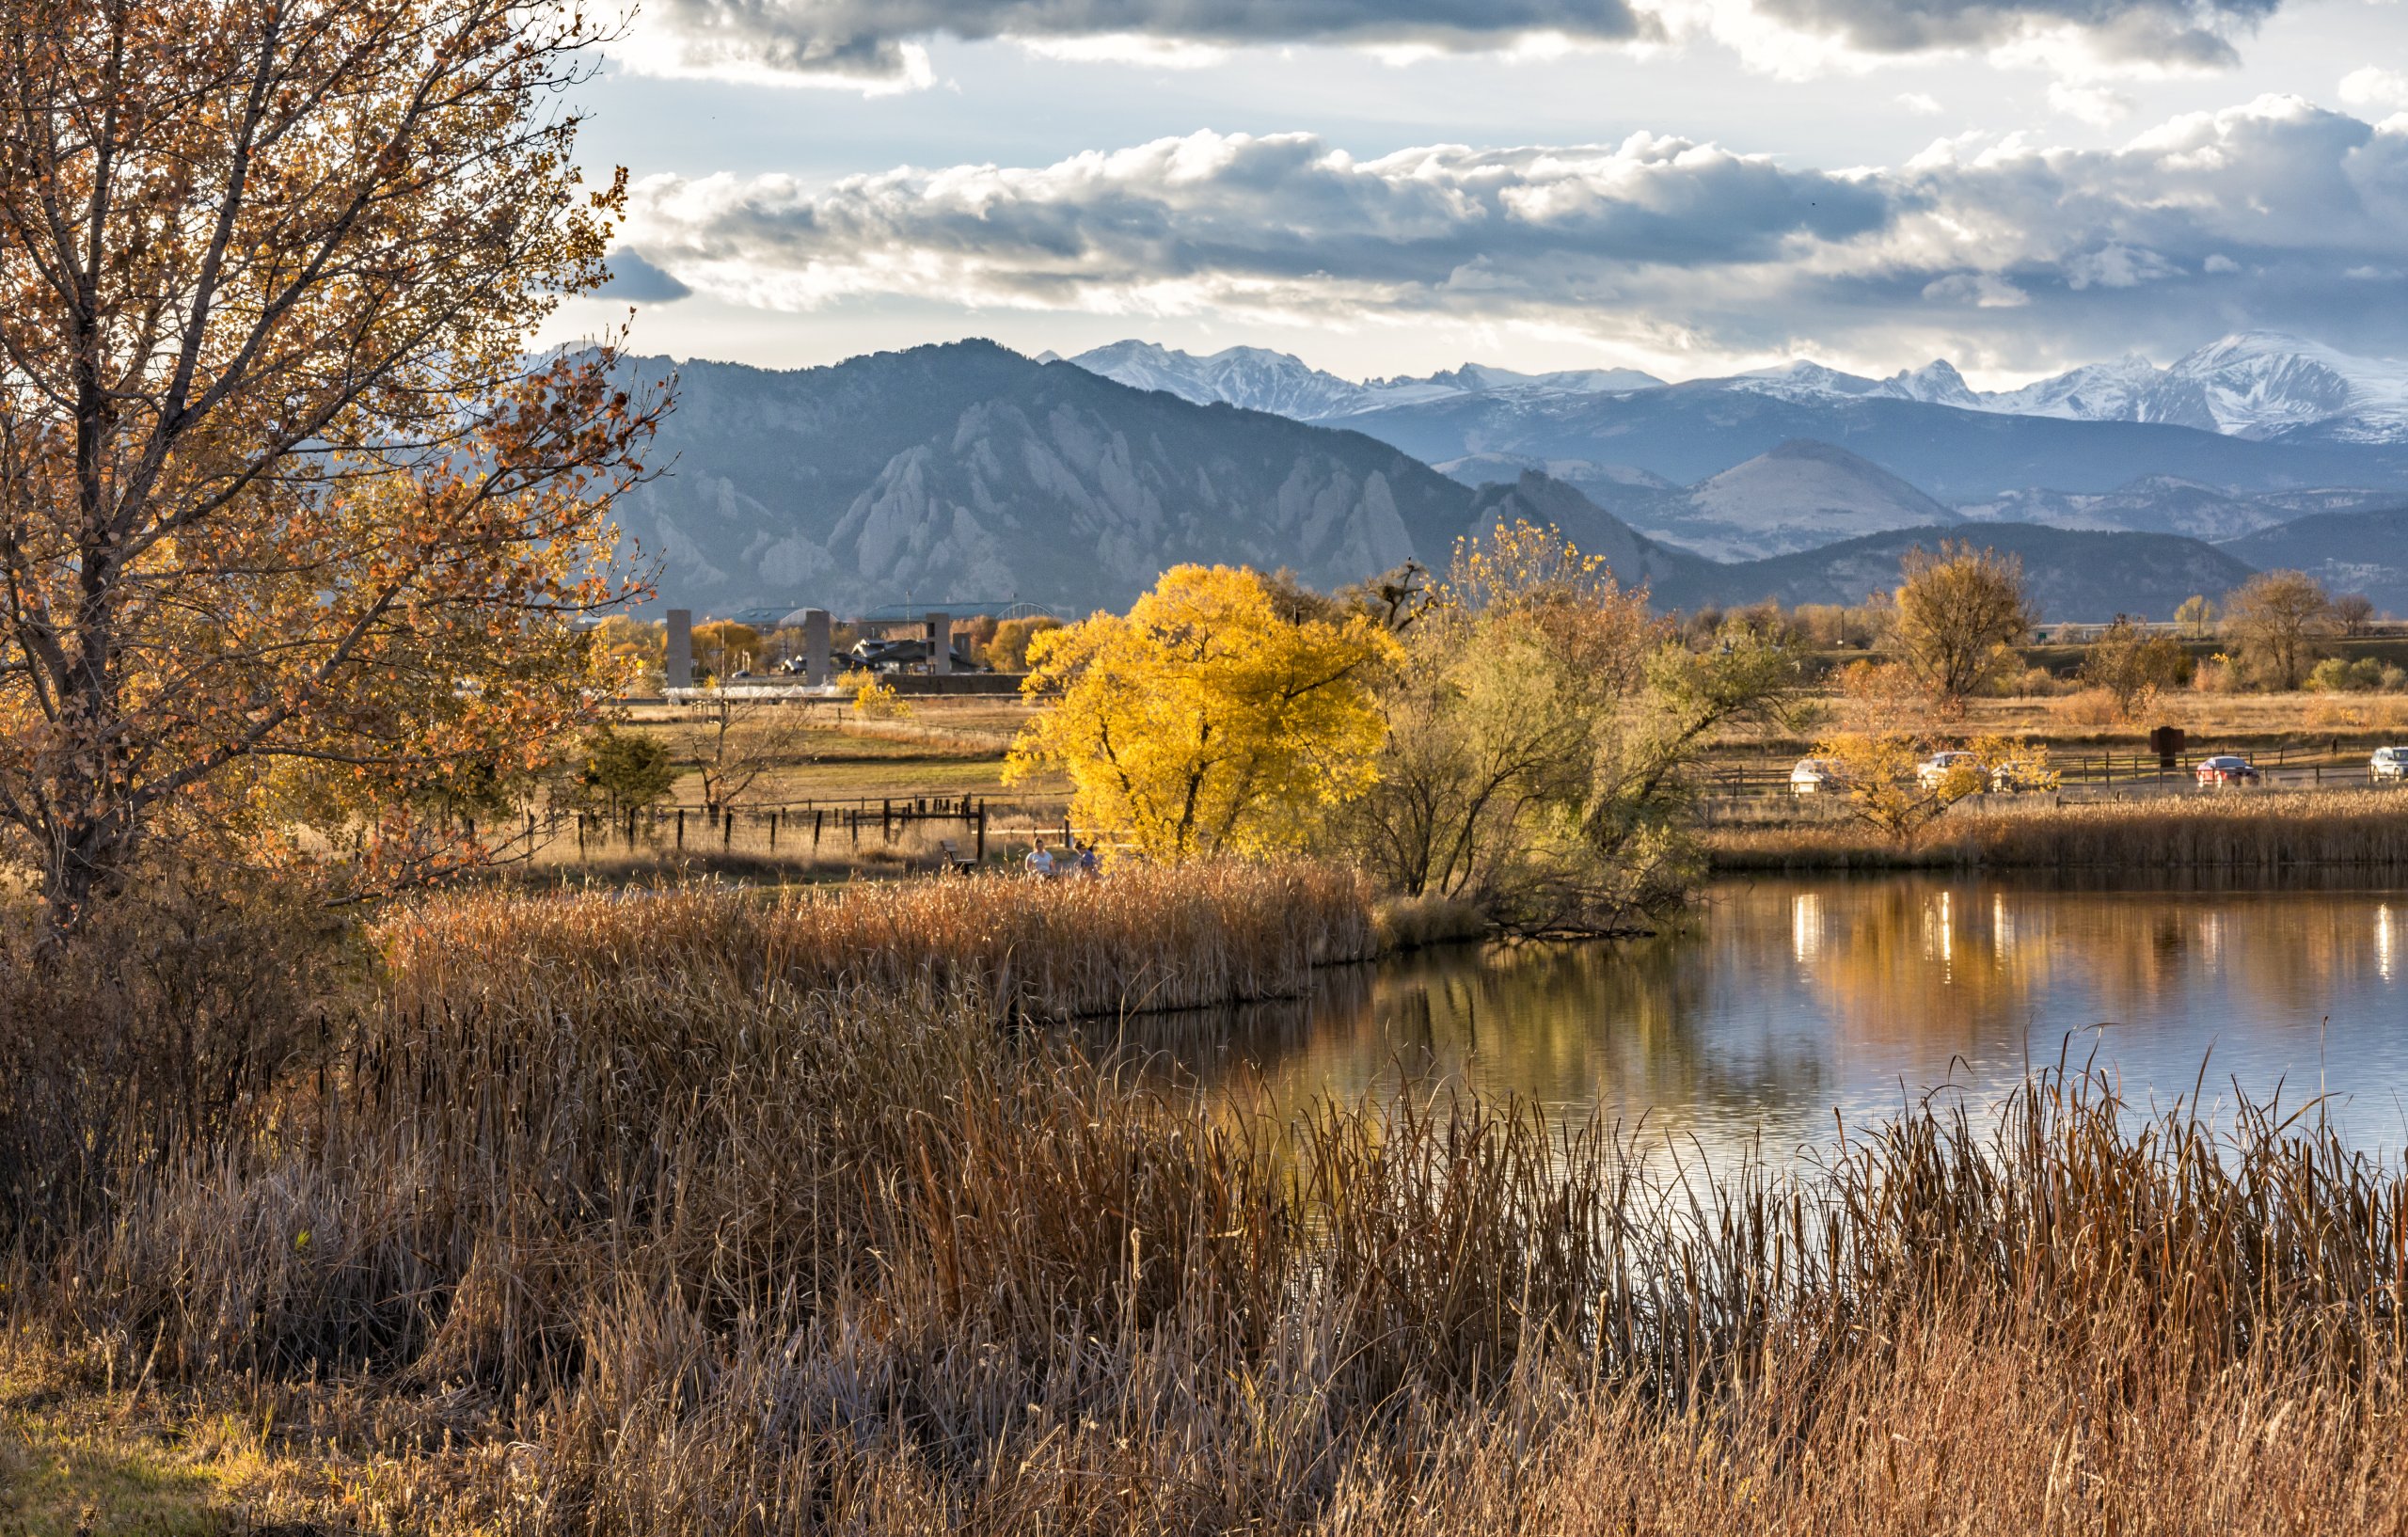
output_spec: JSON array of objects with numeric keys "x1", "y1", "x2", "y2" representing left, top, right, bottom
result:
[{"x1": 1023, "y1": 838, "x2": 1101, "y2": 879}]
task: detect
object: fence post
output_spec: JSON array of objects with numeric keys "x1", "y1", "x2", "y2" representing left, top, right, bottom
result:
[
  {"x1": 723, "y1": 810, "x2": 734, "y2": 848},
  {"x1": 769, "y1": 810, "x2": 780, "y2": 850},
  {"x1": 814, "y1": 810, "x2": 823, "y2": 848},
  {"x1": 676, "y1": 809, "x2": 686, "y2": 848},
  {"x1": 976, "y1": 801, "x2": 988, "y2": 864}
]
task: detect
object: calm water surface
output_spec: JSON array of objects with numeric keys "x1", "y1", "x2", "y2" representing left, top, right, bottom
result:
[{"x1": 1140, "y1": 875, "x2": 2408, "y2": 1162}]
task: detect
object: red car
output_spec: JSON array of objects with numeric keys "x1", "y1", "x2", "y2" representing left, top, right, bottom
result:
[{"x1": 2194, "y1": 754, "x2": 2261, "y2": 786}]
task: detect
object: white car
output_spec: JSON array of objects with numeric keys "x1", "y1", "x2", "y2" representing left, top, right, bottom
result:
[
  {"x1": 2374, "y1": 746, "x2": 2408, "y2": 783},
  {"x1": 1791, "y1": 758, "x2": 1847, "y2": 794},
  {"x1": 1916, "y1": 751, "x2": 1981, "y2": 790}
]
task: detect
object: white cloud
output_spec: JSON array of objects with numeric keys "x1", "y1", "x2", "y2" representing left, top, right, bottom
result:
[
  {"x1": 1897, "y1": 91, "x2": 1944, "y2": 113},
  {"x1": 2049, "y1": 82, "x2": 2135, "y2": 125},
  {"x1": 2339, "y1": 67, "x2": 2408, "y2": 111},
  {"x1": 619, "y1": 99, "x2": 2408, "y2": 368}
]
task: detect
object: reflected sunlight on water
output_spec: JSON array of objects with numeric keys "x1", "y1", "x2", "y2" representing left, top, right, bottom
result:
[{"x1": 1123, "y1": 874, "x2": 2408, "y2": 1166}]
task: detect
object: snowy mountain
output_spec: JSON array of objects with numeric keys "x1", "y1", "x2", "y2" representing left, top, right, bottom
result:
[
  {"x1": 1984, "y1": 356, "x2": 2163, "y2": 423},
  {"x1": 1064, "y1": 341, "x2": 1380, "y2": 420},
  {"x1": 1073, "y1": 331, "x2": 2408, "y2": 446},
  {"x1": 1067, "y1": 341, "x2": 1665, "y2": 419},
  {"x1": 1721, "y1": 333, "x2": 2408, "y2": 443},
  {"x1": 1396, "y1": 361, "x2": 1666, "y2": 398},
  {"x1": 2142, "y1": 333, "x2": 2408, "y2": 442}
]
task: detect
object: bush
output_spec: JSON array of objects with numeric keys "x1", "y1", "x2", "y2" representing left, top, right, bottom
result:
[
  {"x1": 2050, "y1": 688, "x2": 2125, "y2": 727},
  {"x1": 2309, "y1": 656, "x2": 2389, "y2": 693}
]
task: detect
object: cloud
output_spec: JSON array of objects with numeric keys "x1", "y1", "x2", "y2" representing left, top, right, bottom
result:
[
  {"x1": 1897, "y1": 91, "x2": 1944, "y2": 113},
  {"x1": 617, "y1": 97, "x2": 2408, "y2": 368},
  {"x1": 610, "y1": 0, "x2": 2286, "y2": 88},
  {"x1": 615, "y1": 0, "x2": 1650, "y2": 87},
  {"x1": 2049, "y1": 81, "x2": 2133, "y2": 125},
  {"x1": 2339, "y1": 67, "x2": 2408, "y2": 112},
  {"x1": 1754, "y1": 0, "x2": 2275, "y2": 70},
  {"x1": 596, "y1": 249, "x2": 694, "y2": 302}
]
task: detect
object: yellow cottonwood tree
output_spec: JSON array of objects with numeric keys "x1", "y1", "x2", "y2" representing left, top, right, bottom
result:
[{"x1": 1006, "y1": 565, "x2": 1398, "y2": 861}]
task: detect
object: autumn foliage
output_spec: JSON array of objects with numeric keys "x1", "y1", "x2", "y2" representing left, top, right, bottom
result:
[
  {"x1": 1006, "y1": 564, "x2": 1398, "y2": 860},
  {"x1": 0, "y1": 0, "x2": 660, "y2": 931}
]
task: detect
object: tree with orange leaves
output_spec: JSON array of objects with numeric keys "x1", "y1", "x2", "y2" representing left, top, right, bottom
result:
[{"x1": 0, "y1": 0, "x2": 667, "y2": 934}]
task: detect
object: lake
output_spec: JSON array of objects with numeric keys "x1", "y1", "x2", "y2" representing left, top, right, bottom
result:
[{"x1": 1131, "y1": 873, "x2": 2408, "y2": 1164}]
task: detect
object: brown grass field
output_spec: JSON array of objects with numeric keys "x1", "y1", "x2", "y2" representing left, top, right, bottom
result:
[
  {"x1": 9, "y1": 867, "x2": 2408, "y2": 1533},
  {"x1": 1708, "y1": 785, "x2": 2408, "y2": 870}
]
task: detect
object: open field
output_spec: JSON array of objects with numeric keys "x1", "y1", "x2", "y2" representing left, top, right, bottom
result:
[{"x1": 8, "y1": 869, "x2": 2408, "y2": 1532}]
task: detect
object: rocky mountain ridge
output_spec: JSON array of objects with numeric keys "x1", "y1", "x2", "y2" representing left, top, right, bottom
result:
[{"x1": 1068, "y1": 331, "x2": 2408, "y2": 447}]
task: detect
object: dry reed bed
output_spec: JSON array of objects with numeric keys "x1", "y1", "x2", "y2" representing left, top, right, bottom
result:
[
  {"x1": 1713, "y1": 786, "x2": 2408, "y2": 870},
  {"x1": 14, "y1": 873, "x2": 2408, "y2": 1531},
  {"x1": 388, "y1": 860, "x2": 1376, "y2": 1022}
]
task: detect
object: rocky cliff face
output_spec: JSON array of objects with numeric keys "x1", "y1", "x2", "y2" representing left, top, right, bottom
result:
[{"x1": 608, "y1": 341, "x2": 1475, "y2": 615}]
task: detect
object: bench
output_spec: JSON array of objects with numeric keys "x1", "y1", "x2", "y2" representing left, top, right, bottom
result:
[{"x1": 936, "y1": 838, "x2": 978, "y2": 873}]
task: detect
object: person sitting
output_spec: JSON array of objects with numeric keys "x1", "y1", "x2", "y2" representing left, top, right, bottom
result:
[
  {"x1": 1075, "y1": 841, "x2": 1101, "y2": 878},
  {"x1": 1023, "y1": 841, "x2": 1055, "y2": 879}
]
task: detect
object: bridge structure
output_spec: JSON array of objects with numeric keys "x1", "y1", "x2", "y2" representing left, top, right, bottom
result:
[{"x1": 661, "y1": 598, "x2": 1065, "y2": 689}]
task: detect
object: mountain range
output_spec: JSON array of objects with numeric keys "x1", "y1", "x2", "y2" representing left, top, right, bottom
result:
[
  {"x1": 612, "y1": 339, "x2": 2408, "y2": 624},
  {"x1": 1068, "y1": 331, "x2": 2408, "y2": 446}
]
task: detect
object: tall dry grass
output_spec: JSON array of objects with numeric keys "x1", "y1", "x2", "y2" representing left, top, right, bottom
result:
[
  {"x1": 392, "y1": 860, "x2": 1373, "y2": 1022},
  {"x1": 1714, "y1": 785, "x2": 2408, "y2": 870},
  {"x1": 11, "y1": 867, "x2": 2408, "y2": 1531}
]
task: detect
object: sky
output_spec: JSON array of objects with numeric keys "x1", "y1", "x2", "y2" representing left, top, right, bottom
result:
[{"x1": 542, "y1": 0, "x2": 2408, "y2": 388}]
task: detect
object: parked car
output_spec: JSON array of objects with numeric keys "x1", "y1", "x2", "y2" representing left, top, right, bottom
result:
[
  {"x1": 2374, "y1": 746, "x2": 2408, "y2": 783},
  {"x1": 1791, "y1": 758, "x2": 1848, "y2": 795},
  {"x1": 1916, "y1": 751, "x2": 1981, "y2": 790},
  {"x1": 2195, "y1": 754, "x2": 2261, "y2": 786}
]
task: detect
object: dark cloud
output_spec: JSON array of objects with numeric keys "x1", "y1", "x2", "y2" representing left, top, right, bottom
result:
[
  {"x1": 644, "y1": 0, "x2": 1650, "y2": 79},
  {"x1": 618, "y1": 100, "x2": 2408, "y2": 368},
  {"x1": 597, "y1": 249, "x2": 693, "y2": 302},
  {"x1": 623, "y1": 0, "x2": 2288, "y2": 83},
  {"x1": 1758, "y1": 0, "x2": 2279, "y2": 66}
]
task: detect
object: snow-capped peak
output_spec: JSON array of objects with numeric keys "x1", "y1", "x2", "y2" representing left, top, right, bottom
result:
[
  {"x1": 1066, "y1": 332, "x2": 2408, "y2": 443},
  {"x1": 1877, "y1": 359, "x2": 1980, "y2": 407},
  {"x1": 1067, "y1": 341, "x2": 1371, "y2": 420},
  {"x1": 2155, "y1": 331, "x2": 2408, "y2": 440},
  {"x1": 1067, "y1": 341, "x2": 1665, "y2": 419}
]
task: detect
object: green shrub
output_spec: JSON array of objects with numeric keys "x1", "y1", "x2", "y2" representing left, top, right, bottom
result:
[{"x1": 2307, "y1": 656, "x2": 2387, "y2": 692}]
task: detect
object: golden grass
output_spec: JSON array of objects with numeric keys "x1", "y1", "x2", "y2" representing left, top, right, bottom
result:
[
  {"x1": 10, "y1": 869, "x2": 2408, "y2": 1532},
  {"x1": 393, "y1": 859, "x2": 1377, "y2": 1022},
  {"x1": 1712, "y1": 785, "x2": 2408, "y2": 870}
]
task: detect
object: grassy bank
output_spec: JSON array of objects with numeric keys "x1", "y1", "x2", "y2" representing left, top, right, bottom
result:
[
  {"x1": 7, "y1": 868, "x2": 2408, "y2": 1531},
  {"x1": 1711, "y1": 786, "x2": 2408, "y2": 871}
]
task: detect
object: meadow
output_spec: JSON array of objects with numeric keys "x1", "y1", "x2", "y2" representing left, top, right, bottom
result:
[{"x1": 7, "y1": 866, "x2": 2408, "y2": 1534}]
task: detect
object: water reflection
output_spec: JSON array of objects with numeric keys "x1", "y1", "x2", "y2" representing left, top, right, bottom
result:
[{"x1": 1124, "y1": 874, "x2": 2408, "y2": 1164}]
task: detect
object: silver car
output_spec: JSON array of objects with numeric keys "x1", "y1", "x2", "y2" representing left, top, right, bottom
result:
[{"x1": 2374, "y1": 746, "x2": 2408, "y2": 783}]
